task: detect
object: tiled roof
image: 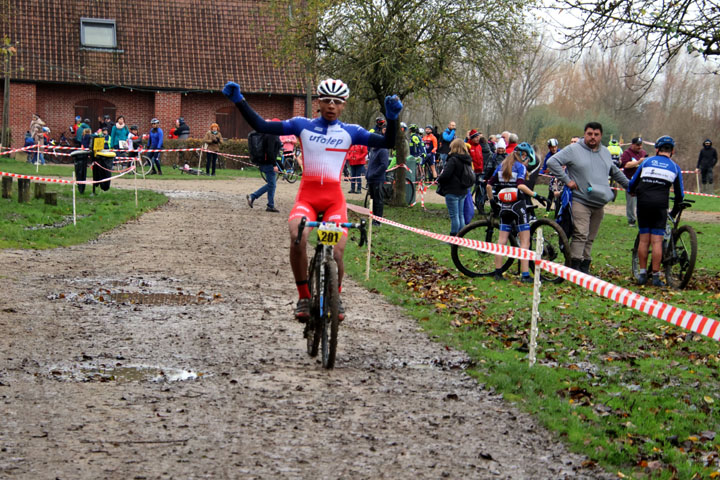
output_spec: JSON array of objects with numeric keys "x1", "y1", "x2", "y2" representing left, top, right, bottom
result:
[{"x1": 6, "y1": 0, "x2": 305, "y2": 95}]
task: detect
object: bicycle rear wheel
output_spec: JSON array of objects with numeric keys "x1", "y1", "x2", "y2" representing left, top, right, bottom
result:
[
  {"x1": 321, "y1": 259, "x2": 340, "y2": 369},
  {"x1": 528, "y1": 218, "x2": 571, "y2": 283},
  {"x1": 305, "y1": 254, "x2": 321, "y2": 357},
  {"x1": 404, "y1": 178, "x2": 416, "y2": 205},
  {"x1": 451, "y1": 220, "x2": 516, "y2": 277},
  {"x1": 665, "y1": 225, "x2": 697, "y2": 290}
]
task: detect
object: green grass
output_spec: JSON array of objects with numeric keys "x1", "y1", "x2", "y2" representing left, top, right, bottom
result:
[
  {"x1": 0, "y1": 181, "x2": 167, "y2": 249},
  {"x1": 344, "y1": 200, "x2": 720, "y2": 479}
]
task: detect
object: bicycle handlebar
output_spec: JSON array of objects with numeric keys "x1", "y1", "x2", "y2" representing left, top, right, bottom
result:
[{"x1": 294, "y1": 216, "x2": 367, "y2": 247}]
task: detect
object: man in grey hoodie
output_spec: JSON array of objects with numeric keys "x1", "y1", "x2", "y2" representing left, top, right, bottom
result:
[{"x1": 547, "y1": 122, "x2": 629, "y2": 274}]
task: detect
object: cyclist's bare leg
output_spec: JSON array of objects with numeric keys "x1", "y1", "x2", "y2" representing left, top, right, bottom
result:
[
  {"x1": 518, "y1": 230, "x2": 530, "y2": 274},
  {"x1": 650, "y1": 234, "x2": 663, "y2": 273},
  {"x1": 637, "y1": 232, "x2": 651, "y2": 271},
  {"x1": 333, "y1": 234, "x2": 347, "y2": 288},
  {"x1": 431, "y1": 165, "x2": 437, "y2": 179},
  {"x1": 289, "y1": 217, "x2": 310, "y2": 284},
  {"x1": 494, "y1": 231, "x2": 511, "y2": 269}
]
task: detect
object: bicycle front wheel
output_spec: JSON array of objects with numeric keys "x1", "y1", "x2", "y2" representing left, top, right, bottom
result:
[
  {"x1": 404, "y1": 178, "x2": 416, "y2": 205},
  {"x1": 321, "y1": 259, "x2": 340, "y2": 369},
  {"x1": 528, "y1": 218, "x2": 571, "y2": 283},
  {"x1": 451, "y1": 220, "x2": 516, "y2": 277},
  {"x1": 665, "y1": 225, "x2": 697, "y2": 290}
]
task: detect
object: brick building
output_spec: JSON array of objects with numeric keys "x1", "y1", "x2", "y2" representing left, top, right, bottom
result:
[{"x1": 0, "y1": 0, "x2": 307, "y2": 147}]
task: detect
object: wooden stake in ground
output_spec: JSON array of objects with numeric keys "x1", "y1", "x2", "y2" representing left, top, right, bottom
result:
[
  {"x1": 17, "y1": 178, "x2": 31, "y2": 203},
  {"x1": 365, "y1": 199, "x2": 373, "y2": 281},
  {"x1": 35, "y1": 143, "x2": 40, "y2": 173},
  {"x1": 1, "y1": 176, "x2": 11, "y2": 198},
  {"x1": 44, "y1": 191, "x2": 57, "y2": 205},
  {"x1": 34, "y1": 182, "x2": 46, "y2": 199},
  {"x1": 529, "y1": 228, "x2": 544, "y2": 367}
]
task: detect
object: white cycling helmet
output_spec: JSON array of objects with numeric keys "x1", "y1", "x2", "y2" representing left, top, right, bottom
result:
[
  {"x1": 547, "y1": 138, "x2": 559, "y2": 147},
  {"x1": 317, "y1": 78, "x2": 350, "y2": 100}
]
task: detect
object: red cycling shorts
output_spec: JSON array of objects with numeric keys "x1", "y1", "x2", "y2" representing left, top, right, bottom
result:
[{"x1": 289, "y1": 180, "x2": 348, "y2": 231}]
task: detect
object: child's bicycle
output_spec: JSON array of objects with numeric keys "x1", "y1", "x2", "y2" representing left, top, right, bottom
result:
[
  {"x1": 261, "y1": 152, "x2": 301, "y2": 183},
  {"x1": 631, "y1": 198, "x2": 697, "y2": 289},
  {"x1": 450, "y1": 202, "x2": 571, "y2": 283},
  {"x1": 295, "y1": 216, "x2": 367, "y2": 369}
]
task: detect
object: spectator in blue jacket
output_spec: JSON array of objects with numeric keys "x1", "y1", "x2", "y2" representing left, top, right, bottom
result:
[
  {"x1": 437, "y1": 121, "x2": 456, "y2": 169},
  {"x1": 147, "y1": 118, "x2": 164, "y2": 175},
  {"x1": 366, "y1": 126, "x2": 389, "y2": 226}
]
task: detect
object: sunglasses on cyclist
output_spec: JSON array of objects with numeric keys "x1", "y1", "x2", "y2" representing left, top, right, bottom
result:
[{"x1": 318, "y1": 97, "x2": 346, "y2": 105}]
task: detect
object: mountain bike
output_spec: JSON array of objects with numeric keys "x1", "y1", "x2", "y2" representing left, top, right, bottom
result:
[
  {"x1": 296, "y1": 216, "x2": 367, "y2": 369},
  {"x1": 364, "y1": 169, "x2": 416, "y2": 207},
  {"x1": 450, "y1": 202, "x2": 571, "y2": 283},
  {"x1": 631, "y1": 198, "x2": 697, "y2": 289},
  {"x1": 261, "y1": 153, "x2": 301, "y2": 183}
]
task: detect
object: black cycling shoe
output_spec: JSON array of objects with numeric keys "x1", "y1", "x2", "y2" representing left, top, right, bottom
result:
[
  {"x1": 520, "y1": 276, "x2": 533, "y2": 283},
  {"x1": 295, "y1": 298, "x2": 310, "y2": 322}
]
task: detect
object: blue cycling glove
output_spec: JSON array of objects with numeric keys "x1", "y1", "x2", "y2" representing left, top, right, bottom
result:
[
  {"x1": 384, "y1": 95, "x2": 403, "y2": 121},
  {"x1": 223, "y1": 81, "x2": 244, "y2": 103}
]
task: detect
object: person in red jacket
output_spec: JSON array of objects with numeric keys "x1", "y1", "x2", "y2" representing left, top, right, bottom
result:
[
  {"x1": 467, "y1": 129, "x2": 483, "y2": 174},
  {"x1": 345, "y1": 144, "x2": 368, "y2": 193}
]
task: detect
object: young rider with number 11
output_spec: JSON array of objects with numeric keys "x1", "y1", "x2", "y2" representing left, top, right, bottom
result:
[{"x1": 223, "y1": 79, "x2": 403, "y2": 321}]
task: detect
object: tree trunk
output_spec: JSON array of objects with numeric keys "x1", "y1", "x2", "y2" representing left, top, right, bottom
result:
[
  {"x1": 34, "y1": 182, "x2": 46, "y2": 199},
  {"x1": 390, "y1": 122, "x2": 409, "y2": 206},
  {"x1": 18, "y1": 178, "x2": 31, "y2": 203},
  {"x1": 1, "y1": 176, "x2": 12, "y2": 198}
]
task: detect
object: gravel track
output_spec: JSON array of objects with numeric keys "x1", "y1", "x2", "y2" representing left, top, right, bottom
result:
[{"x1": 0, "y1": 176, "x2": 612, "y2": 479}]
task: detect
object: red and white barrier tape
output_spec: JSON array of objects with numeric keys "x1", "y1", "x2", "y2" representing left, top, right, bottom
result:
[
  {"x1": 540, "y1": 260, "x2": 720, "y2": 341},
  {"x1": 346, "y1": 203, "x2": 720, "y2": 341},
  {"x1": 0, "y1": 164, "x2": 135, "y2": 185},
  {"x1": 1, "y1": 170, "x2": 74, "y2": 184}
]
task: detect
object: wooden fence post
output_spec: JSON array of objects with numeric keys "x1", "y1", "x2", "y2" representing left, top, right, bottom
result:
[
  {"x1": 1, "y1": 176, "x2": 11, "y2": 198},
  {"x1": 17, "y1": 178, "x2": 31, "y2": 203},
  {"x1": 34, "y1": 182, "x2": 46, "y2": 199},
  {"x1": 44, "y1": 191, "x2": 57, "y2": 205}
]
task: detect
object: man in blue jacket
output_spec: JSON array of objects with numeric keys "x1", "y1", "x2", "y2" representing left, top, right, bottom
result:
[
  {"x1": 628, "y1": 136, "x2": 684, "y2": 286},
  {"x1": 147, "y1": 118, "x2": 164, "y2": 175},
  {"x1": 366, "y1": 126, "x2": 390, "y2": 226}
]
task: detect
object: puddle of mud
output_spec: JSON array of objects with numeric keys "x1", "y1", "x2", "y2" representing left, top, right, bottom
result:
[{"x1": 49, "y1": 364, "x2": 204, "y2": 383}]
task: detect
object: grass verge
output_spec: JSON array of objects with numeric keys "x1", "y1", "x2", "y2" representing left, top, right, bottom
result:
[
  {"x1": 344, "y1": 201, "x2": 720, "y2": 479},
  {"x1": 0, "y1": 181, "x2": 167, "y2": 249}
]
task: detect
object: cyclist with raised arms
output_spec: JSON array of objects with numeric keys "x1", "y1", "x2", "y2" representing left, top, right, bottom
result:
[
  {"x1": 223, "y1": 79, "x2": 403, "y2": 321},
  {"x1": 627, "y1": 135, "x2": 684, "y2": 287}
]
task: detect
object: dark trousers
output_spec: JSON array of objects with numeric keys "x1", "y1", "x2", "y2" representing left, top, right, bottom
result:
[
  {"x1": 350, "y1": 165, "x2": 364, "y2": 191},
  {"x1": 206, "y1": 152, "x2": 218, "y2": 175},
  {"x1": 149, "y1": 151, "x2": 163, "y2": 174},
  {"x1": 368, "y1": 182, "x2": 384, "y2": 220}
]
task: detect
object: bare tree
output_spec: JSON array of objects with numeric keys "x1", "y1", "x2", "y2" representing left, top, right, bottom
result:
[{"x1": 551, "y1": 0, "x2": 720, "y2": 84}]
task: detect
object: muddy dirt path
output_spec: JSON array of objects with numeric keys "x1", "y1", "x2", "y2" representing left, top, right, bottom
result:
[{"x1": 0, "y1": 177, "x2": 611, "y2": 479}]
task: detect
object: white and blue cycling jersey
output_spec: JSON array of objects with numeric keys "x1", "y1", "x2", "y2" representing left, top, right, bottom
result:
[
  {"x1": 628, "y1": 155, "x2": 684, "y2": 208},
  {"x1": 279, "y1": 117, "x2": 370, "y2": 183},
  {"x1": 233, "y1": 99, "x2": 395, "y2": 184}
]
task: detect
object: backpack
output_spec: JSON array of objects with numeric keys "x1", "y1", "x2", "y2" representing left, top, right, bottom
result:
[
  {"x1": 458, "y1": 160, "x2": 475, "y2": 189},
  {"x1": 248, "y1": 131, "x2": 265, "y2": 165}
]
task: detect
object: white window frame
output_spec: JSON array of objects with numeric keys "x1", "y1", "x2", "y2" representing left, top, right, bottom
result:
[{"x1": 80, "y1": 18, "x2": 117, "y2": 49}]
